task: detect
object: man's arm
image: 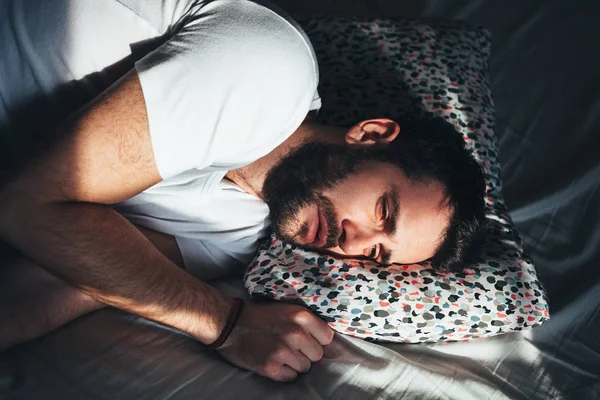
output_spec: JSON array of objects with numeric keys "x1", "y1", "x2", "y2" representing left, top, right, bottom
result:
[
  {"x1": 0, "y1": 227, "x2": 183, "y2": 350},
  {"x1": 0, "y1": 70, "x2": 231, "y2": 343},
  {"x1": 0, "y1": 70, "x2": 332, "y2": 381},
  {"x1": 136, "y1": 226, "x2": 185, "y2": 269}
]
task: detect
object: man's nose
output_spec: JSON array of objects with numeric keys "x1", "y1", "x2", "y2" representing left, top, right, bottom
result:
[{"x1": 339, "y1": 219, "x2": 378, "y2": 256}]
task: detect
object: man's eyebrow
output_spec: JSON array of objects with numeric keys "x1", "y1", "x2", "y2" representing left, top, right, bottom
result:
[
  {"x1": 381, "y1": 185, "x2": 400, "y2": 265},
  {"x1": 387, "y1": 185, "x2": 400, "y2": 236}
]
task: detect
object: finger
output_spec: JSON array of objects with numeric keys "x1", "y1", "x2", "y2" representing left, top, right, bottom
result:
[
  {"x1": 285, "y1": 331, "x2": 323, "y2": 362},
  {"x1": 283, "y1": 351, "x2": 312, "y2": 375},
  {"x1": 298, "y1": 313, "x2": 335, "y2": 345},
  {"x1": 265, "y1": 344, "x2": 308, "y2": 378}
]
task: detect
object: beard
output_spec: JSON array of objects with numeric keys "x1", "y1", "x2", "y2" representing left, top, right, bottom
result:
[{"x1": 262, "y1": 141, "x2": 390, "y2": 248}]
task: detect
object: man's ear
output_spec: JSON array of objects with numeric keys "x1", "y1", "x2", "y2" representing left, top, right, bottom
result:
[{"x1": 345, "y1": 118, "x2": 400, "y2": 145}]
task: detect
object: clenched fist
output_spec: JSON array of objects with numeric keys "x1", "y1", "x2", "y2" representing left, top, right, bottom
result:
[{"x1": 217, "y1": 301, "x2": 334, "y2": 382}]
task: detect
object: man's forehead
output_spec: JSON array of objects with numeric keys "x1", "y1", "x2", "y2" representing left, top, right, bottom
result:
[{"x1": 386, "y1": 180, "x2": 451, "y2": 265}]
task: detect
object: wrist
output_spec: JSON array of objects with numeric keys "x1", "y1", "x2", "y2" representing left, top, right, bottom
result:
[
  {"x1": 205, "y1": 298, "x2": 244, "y2": 350},
  {"x1": 178, "y1": 283, "x2": 234, "y2": 345}
]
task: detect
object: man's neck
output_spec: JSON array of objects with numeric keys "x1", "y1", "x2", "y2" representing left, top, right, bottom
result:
[{"x1": 225, "y1": 119, "x2": 347, "y2": 200}]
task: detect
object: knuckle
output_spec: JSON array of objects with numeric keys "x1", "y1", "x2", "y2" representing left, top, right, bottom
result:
[
  {"x1": 271, "y1": 346, "x2": 290, "y2": 361},
  {"x1": 285, "y1": 326, "x2": 306, "y2": 341},
  {"x1": 266, "y1": 362, "x2": 279, "y2": 373},
  {"x1": 272, "y1": 350, "x2": 286, "y2": 361},
  {"x1": 291, "y1": 309, "x2": 312, "y2": 325},
  {"x1": 263, "y1": 362, "x2": 281, "y2": 378}
]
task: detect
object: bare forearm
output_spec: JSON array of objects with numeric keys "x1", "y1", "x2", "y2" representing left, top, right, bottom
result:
[
  {"x1": 0, "y1": 253, "x2": 105, "y2": 350},
  {"x1": 0, "y1": 200, "x2": 231, "y2": 344},
  {"x1": 0, "y1": 70, "x2": 230, "y2": 345}
]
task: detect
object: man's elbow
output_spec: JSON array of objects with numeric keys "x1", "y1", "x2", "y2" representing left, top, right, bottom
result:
[{"x1": 0, "y1": 175, "x2": 50, "y2": 238}]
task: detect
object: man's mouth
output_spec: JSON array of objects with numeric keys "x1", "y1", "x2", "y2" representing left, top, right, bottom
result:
[
  {"x1": 305, "y1": 206, "x2": 328, "y2": 247},
  {"x1": 315, "y1": 207, "x2": 328, "y2": 247}
]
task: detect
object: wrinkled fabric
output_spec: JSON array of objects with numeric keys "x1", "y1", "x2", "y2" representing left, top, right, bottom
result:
[{"x1": 1, "y1": 1, "x2": 599, "y2": 399}]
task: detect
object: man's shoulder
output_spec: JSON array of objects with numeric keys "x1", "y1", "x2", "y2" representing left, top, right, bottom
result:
[{"x1": 134, "y1": 0, "x2": 319, "y2": 177}]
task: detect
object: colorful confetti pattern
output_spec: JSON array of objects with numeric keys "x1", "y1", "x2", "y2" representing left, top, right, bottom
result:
[{"x1": 245, "y1": 18, "x2": 550, "y2": 343}]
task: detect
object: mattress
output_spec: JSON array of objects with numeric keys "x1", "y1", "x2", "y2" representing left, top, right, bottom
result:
[{"x1": 1, "y1": 1, "x2": 599, "y2": 399}]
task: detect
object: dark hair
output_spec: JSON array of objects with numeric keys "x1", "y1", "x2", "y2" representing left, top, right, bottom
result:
[
  {"x1": 384, "y1": 116, "x2": 486, "y2": 271},
  {"x1": 263, "y1": 115, "x2": 485, "y2": 271}
]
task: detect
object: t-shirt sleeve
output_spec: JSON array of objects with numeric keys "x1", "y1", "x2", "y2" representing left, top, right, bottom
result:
[
  {"x1": 134, "y1": 0, "x2": 320, "y2": 179},
  {"x1": 310, "y1": 90, "x2": 322, "y2": 111}
]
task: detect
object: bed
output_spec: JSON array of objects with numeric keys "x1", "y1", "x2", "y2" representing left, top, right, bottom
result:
[{"x1": 1, "y1": 1, "x2": 599, "y2": 399}]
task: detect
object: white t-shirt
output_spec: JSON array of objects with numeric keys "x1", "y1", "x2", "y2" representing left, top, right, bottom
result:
[{"x1": 0, "y1": 0, "x2": 321, "y2": 279}]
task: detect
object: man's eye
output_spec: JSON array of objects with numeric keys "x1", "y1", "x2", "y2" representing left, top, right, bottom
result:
[
  {"x1": 368, "y1": 245, "x2": 378, "y2": 259},
  {"x1": 381, "y1": 197, "x2": 388, "y2": 221},
  {"x1": 369, "y1": 247, "x2": 376, "y2": 258}
]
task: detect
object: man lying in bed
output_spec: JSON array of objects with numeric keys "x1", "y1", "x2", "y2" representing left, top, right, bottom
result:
[{"x1": 0, "y1": 0, "x2": 484, "y2": 382}]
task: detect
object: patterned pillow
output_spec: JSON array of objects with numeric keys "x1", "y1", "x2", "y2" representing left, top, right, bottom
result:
[{"x1": 244, "y1": 18, "x2": 550, "y2": 343}]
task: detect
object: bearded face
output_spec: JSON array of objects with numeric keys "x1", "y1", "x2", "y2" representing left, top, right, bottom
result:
[
  {"x1": 262, "y1": 140, "x2": 454, "y2": 266},
  {"x1": 262, "y1": 141, "x2": 382, "y2": 248}
]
